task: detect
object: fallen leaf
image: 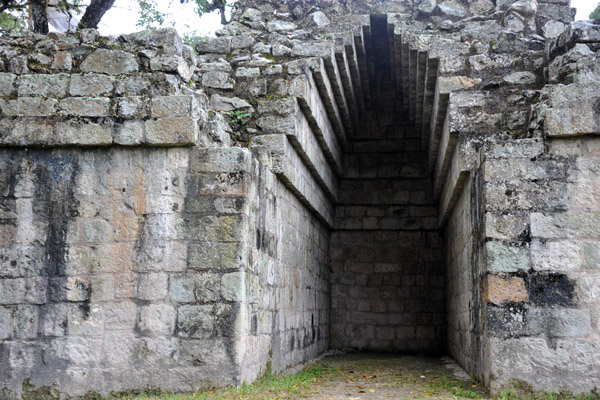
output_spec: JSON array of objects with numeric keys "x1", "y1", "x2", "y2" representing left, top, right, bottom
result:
[
  {"x1": 359, "y1": 390, "x2": 366, "y2": 393},
  {"x1": 369, "y1": 389, "x2": 375, "y2": 393},
  {"x1": 425, "y1": 392, "x2": 433, "y2": 396},
  {"x1": 362, "y1": 374, "x2": 377, "y2": 379},
  {"x1": 357, "y1": 385, "x2": 365, "y2": 389}
]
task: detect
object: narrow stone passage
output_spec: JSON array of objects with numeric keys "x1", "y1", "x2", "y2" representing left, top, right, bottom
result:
[{"x1": 302, "y1": 353, "x2": 486, "y2": 400}]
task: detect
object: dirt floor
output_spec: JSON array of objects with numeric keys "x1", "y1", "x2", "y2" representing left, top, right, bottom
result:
[{"x1": 301, "y1": 353, "x2": 489, "y2": 400}]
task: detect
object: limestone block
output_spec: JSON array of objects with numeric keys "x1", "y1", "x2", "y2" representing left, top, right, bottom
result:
[
  {"x1": 90, "y1": 275, "x2": 114, "y2": 302},
  {"x1": 80, "y1": 49, "x2": 139, "y2": 75},
  {"x1": 127, "y1": 28, "x2": 183, "y2": 56},
  {"x1": 59, "y1": 97, "x2": 110, "y2": 117},
  {"x1": 151, "y1": 96, "x2": 203, "y2": 118},
  {"x1": 54, "y1": 121, "x2": 113, "y2": 146},
  {"x1": 485, "y1": 241, "x2": 530, "y2": 273},
  {"x1": 25, "y1": 277, "x2": 47, "y2": 305},
  {"x1": 18, "y1": 73, "x2": 69, "y2": 97},
  {"x1": 169, "y1": 274, "x2": 195, "y2": 303},
  {"x1": 39, "y1": 303, "x2": 69, "y2": 337},
  {"x1": 528, "y1": 308, "x2": 591, "y2": 337},
  {"x1": 531, "y1": 240, "x2": 582, "y2": 272},
  {"x1": 0, "y1": 278, "x2": 26, "y2": 304},
  {"x1": 531, "y1": 211, "x2": 600, "y2": 239},
  {"x1": 115, "y1": 76, "x2": 151, "y2": 96},
  {"x1": 0, "y1": 73, "x2": 16, "y2": 96},
  {"x1": 221, "y1": 271, "x2": 247, "y2": 302},
  {"x1": 195, "y1": 37, "x2": 232, "y2": 54},
  {"x1": 115, "y1": 96, "x2": 148, "y2": 119},
  {"x1": 543, "y1": 83, "x2": 600, "y2": 137},
  {"x1": 210, "y1": 94, "x2": 253, "y2": 112},
  {"x1": 177, "y1": 305, "x2": 214, "y2": 338},
  {"x1": 69, "y1": 74, "x2": 114, "y2": 97},
  {"x1": 307, "y1": 11, "x2": 330, "y2": 27},
  {"x1": 194, "y1": 273, "x2": 221, "y2": 303},
  {"x1": 49, "y1": 277, "x2": 91, "y2": 302},
  {"x1": 231, "y1": 35, "x2": 255, "y2": 49},
  {"x1": 145, "y1": 117, "x2": 198, "y2": 146},
  {"x1": 584, "y1": 242, "x2": 600, "y2": 270},
  {"x1": 266, "y1": 20, "x2": 297, "y2": 33},
  {"x1": 104, "y1": 300, "x2": 136, "y2": 330},
  {"x1": 115, "y1": 121, "x2": 144, "y2": 145},
  {"x1": 67, "y1": 304, "x2": 104, "y2": 337},
  {"x1": 138, "y1": 303, "x2": 175, "y2": 336},
  {"x1": 0, "y1": 306, "x2": 11, "y2": 339},
  {"x1": 235, "y1": 67, "x2": 260, "y2": 78},
  {"x1": 102, "y1": 332, "x2": 135, "y2": 366},
  {"x1": 188, "y1": 147, "x2": 252, "y2": 173},
  {"x1": 579, "y1": 275, "x2": 600, "y2": 301},
  {"x1": 202, "y1": 71, "x2": 234, "y2": 89},
  {"x1": 502, "y1": 71, "x2": 537, "y2": 85},
  {"x1": 62, "y1": 337, "x2": 103, "y2": 366},
  {"x1": 52, "y1": 51, "x2": 72, "y2": 71},
  {"x1": 187, "y1": 242, "x2": 245, "y2": 270},
  {"x1": 137, "y1": 273, "x2": 168, "y2": 301},
  {"x1": 0, "y1": 98, "x2": 57, "y2": 117},
  {"x1": 483, "y1": 275, "x2": 528, "y2": 304}
]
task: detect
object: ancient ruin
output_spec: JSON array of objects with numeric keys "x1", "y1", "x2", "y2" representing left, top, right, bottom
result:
[{"x1": 0, "y1": 0, "x2": 599, "y2": 397}]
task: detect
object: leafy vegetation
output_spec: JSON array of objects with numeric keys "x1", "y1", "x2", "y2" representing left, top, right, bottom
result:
[
  {"x1": 227, "y1": 109, "x2": 252, "y2": 126},
  {"x1": 591, "y1": 3, "x2": 600, "y2": 21}
]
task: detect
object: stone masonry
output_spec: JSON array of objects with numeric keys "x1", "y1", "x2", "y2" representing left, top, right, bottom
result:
[{"x1": 0, "y1": 0, "x2": 600, "y2": 398}]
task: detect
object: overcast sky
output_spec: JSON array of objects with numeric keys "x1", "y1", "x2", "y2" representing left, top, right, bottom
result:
[{"x1": 54, "y1": 0, "x2": 598, "y2": 37}]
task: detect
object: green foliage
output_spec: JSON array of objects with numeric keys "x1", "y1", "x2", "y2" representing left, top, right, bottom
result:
[
  {"x1": 227, "y1": 109, "x2": 252, "y2": 126},
  {"x1": 590, "y1": 3, "x2": 600, "y2": 21},
  {"x1": 136, "y1": 0, "x2": 165, "y2": 28},
  {"x1": 0, "y1": 11, "x2": 26, "y2": 33},
  {"x1": 193, "y1": 0, "x2": 227, "y2": 16}
]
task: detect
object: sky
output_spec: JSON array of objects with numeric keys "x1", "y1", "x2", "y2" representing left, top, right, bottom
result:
[{"x1": 49, "y1": 0, "x2": 598, "y2": 37}]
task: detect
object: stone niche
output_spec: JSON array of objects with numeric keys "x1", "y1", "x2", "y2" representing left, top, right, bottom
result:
[{"x1": 1, "y1": 0, "x2": 600, "y2": 398}]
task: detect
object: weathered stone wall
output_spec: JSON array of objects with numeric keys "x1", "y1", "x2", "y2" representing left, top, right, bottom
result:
[
  {"x1": 0, "y1": 27, "x2": 331, "y2": 398},
  {"x1": 2, "y1": 0, "x2": 600, "y2": 397}
]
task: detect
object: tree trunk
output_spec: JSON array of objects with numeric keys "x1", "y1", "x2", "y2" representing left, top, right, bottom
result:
[
  {"x1": 30, "y1": 0, "x2": 48, "y2": 34},
  {"x1": 78, "y1": 0, "x2": 115, "y2": 29}
]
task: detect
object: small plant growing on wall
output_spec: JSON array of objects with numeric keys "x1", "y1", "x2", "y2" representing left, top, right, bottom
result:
[{"x1": 227, "y1": 109, "x2": 253, "y2": 127}]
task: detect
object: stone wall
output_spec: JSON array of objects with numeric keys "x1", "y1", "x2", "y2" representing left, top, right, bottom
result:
[{"x1": 2, "y1": 0, "x2": 600, "y2": 397}]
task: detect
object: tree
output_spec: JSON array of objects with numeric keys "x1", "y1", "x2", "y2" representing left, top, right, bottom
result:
[
  {"x1": 591, "y1": 3, "x2": 600, "y2": 21},
  {"x1": 0, "y1": 0, "x2": 115, "y2": 34},
  {"x1": 182, "y1": 0, "x2": 228, "y2": 25}
]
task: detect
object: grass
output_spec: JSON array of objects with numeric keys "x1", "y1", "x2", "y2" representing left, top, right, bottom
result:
[
  {"x1": 109, "y1": 363, "x2": 335, "y2": 400},
  {"x1": 426, "y1": 373, "x2": 487, "y2": 399},
  {"x1": 498, "y1": 389, "x2": 600, "y2": 400}
]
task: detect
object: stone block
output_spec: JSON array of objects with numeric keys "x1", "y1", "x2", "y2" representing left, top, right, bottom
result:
[
  {"x1": 531, "y1": 240, "x2": 582, "y2": 272},
  {"x1": 528, "y1": 273, "x2": 576, "y2": 306},
  {"x1": 63, "y1": 336, "x2": 103, "y2": 366},
  {"x1": 115, "y1": 121, "x2": 144, "y2": 145},
  {"x1": 39, "y1": 303, "x2": 69, "y2": 337},
  {"x1": 584, "y1": 242, "x2": 600, "y2": 270},
  {"x1": 90, "y1": 275, "x2": 114, "y2": 301},
  {"x1": 145, "y1": 117, "x2": 198, "y2": 146},
  {"x1": 531, "y1": 211, "x2": 600, "y2": 239},
  {"x1": 0, "y1": 306, "x2": 11, "y2": 339},
  {"x1": 0, "y1": 98, "x2": 57, "y2": 117},
  {"x1": 194, "y1": 273, "x2": 221, "y2": 303},
  {"x1": 202, "y1": 71, "x2": 234, "y2": 89},
  {"x1": 188, "y1": 147, "x2": 251, "y2": 173},
  {"x1": 52, "y1": 51, "x2": 72, "y2": 71},
  {"x1": 59, "y1": 97, "x2": 110, "y2": 117},
  {"x1": 80, "y1": 49, "x2": 139, "y2": 75},
  {"x1": 485, "y1": 241, "x2": 530, "y2": 273},
  {"x1": 235, "y1": 67, "x2": 260, "y2": 78},
  {"x1": 25, "y1": 277, "x2": 48, "y2": 304},
  {"x1": 195, "y1": 37, "x2": 231, "y2": 54},
  {"x1": 579, "y1": 275, "x2": 600, "y2": 301},
  {"x1": 187, "y1": 242, "x2": 245, "y2": 270},
  {"x1": 177, "y1": 304, "x2": 214, "y2": 338},
  {"x1": 48, "y1": 277, "x2": 90, "y2": 302},
  {"x1": 0, "y1": 278, "x2": 26, "y2": 304},
  {"x1": 483, "y1": 275, "x2": 528, "y2": 304},
  {"x1": 138, "y1": 303, "x2": 175, "y2": 336},
  {"x1": 151, "y1": 96, "x2": 202, "y2": 118},
  {"x1": 69, "y1": 74, "x2": 114, "y2": 97},
  {"x1": 116, "y1": 96, "x2": 148, "y2": 118},
  {"x1": 170, "y1": 274, "x2": 195, "y2": 303},
  {"x1": 528, "y1": 307, "x2": 591, "y2": 337},
  {"x1": 18, "y1": 74, "x2": 69, "y2": 97},
  {"x1": 54, "y1": 121, "x2": 113, "y2": 146},
  {"x1": 0, "y1": 73, "x2": 16, "y2": 96},
  {"x1": 104, "y1": 300, "x2": 136, "y2": 330},
  {"x1": 102, "y1": 332, "x2": 135, "y2": 366},
  {"x1": 137, "y1": 273, "x2": 168, "y2": 301},
  {"x1": 67, "y1": 304, "x2": 104, "y2": 337},
  {"x1": 221, "y1": 271, "x2": 247, "y2": 302}
]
